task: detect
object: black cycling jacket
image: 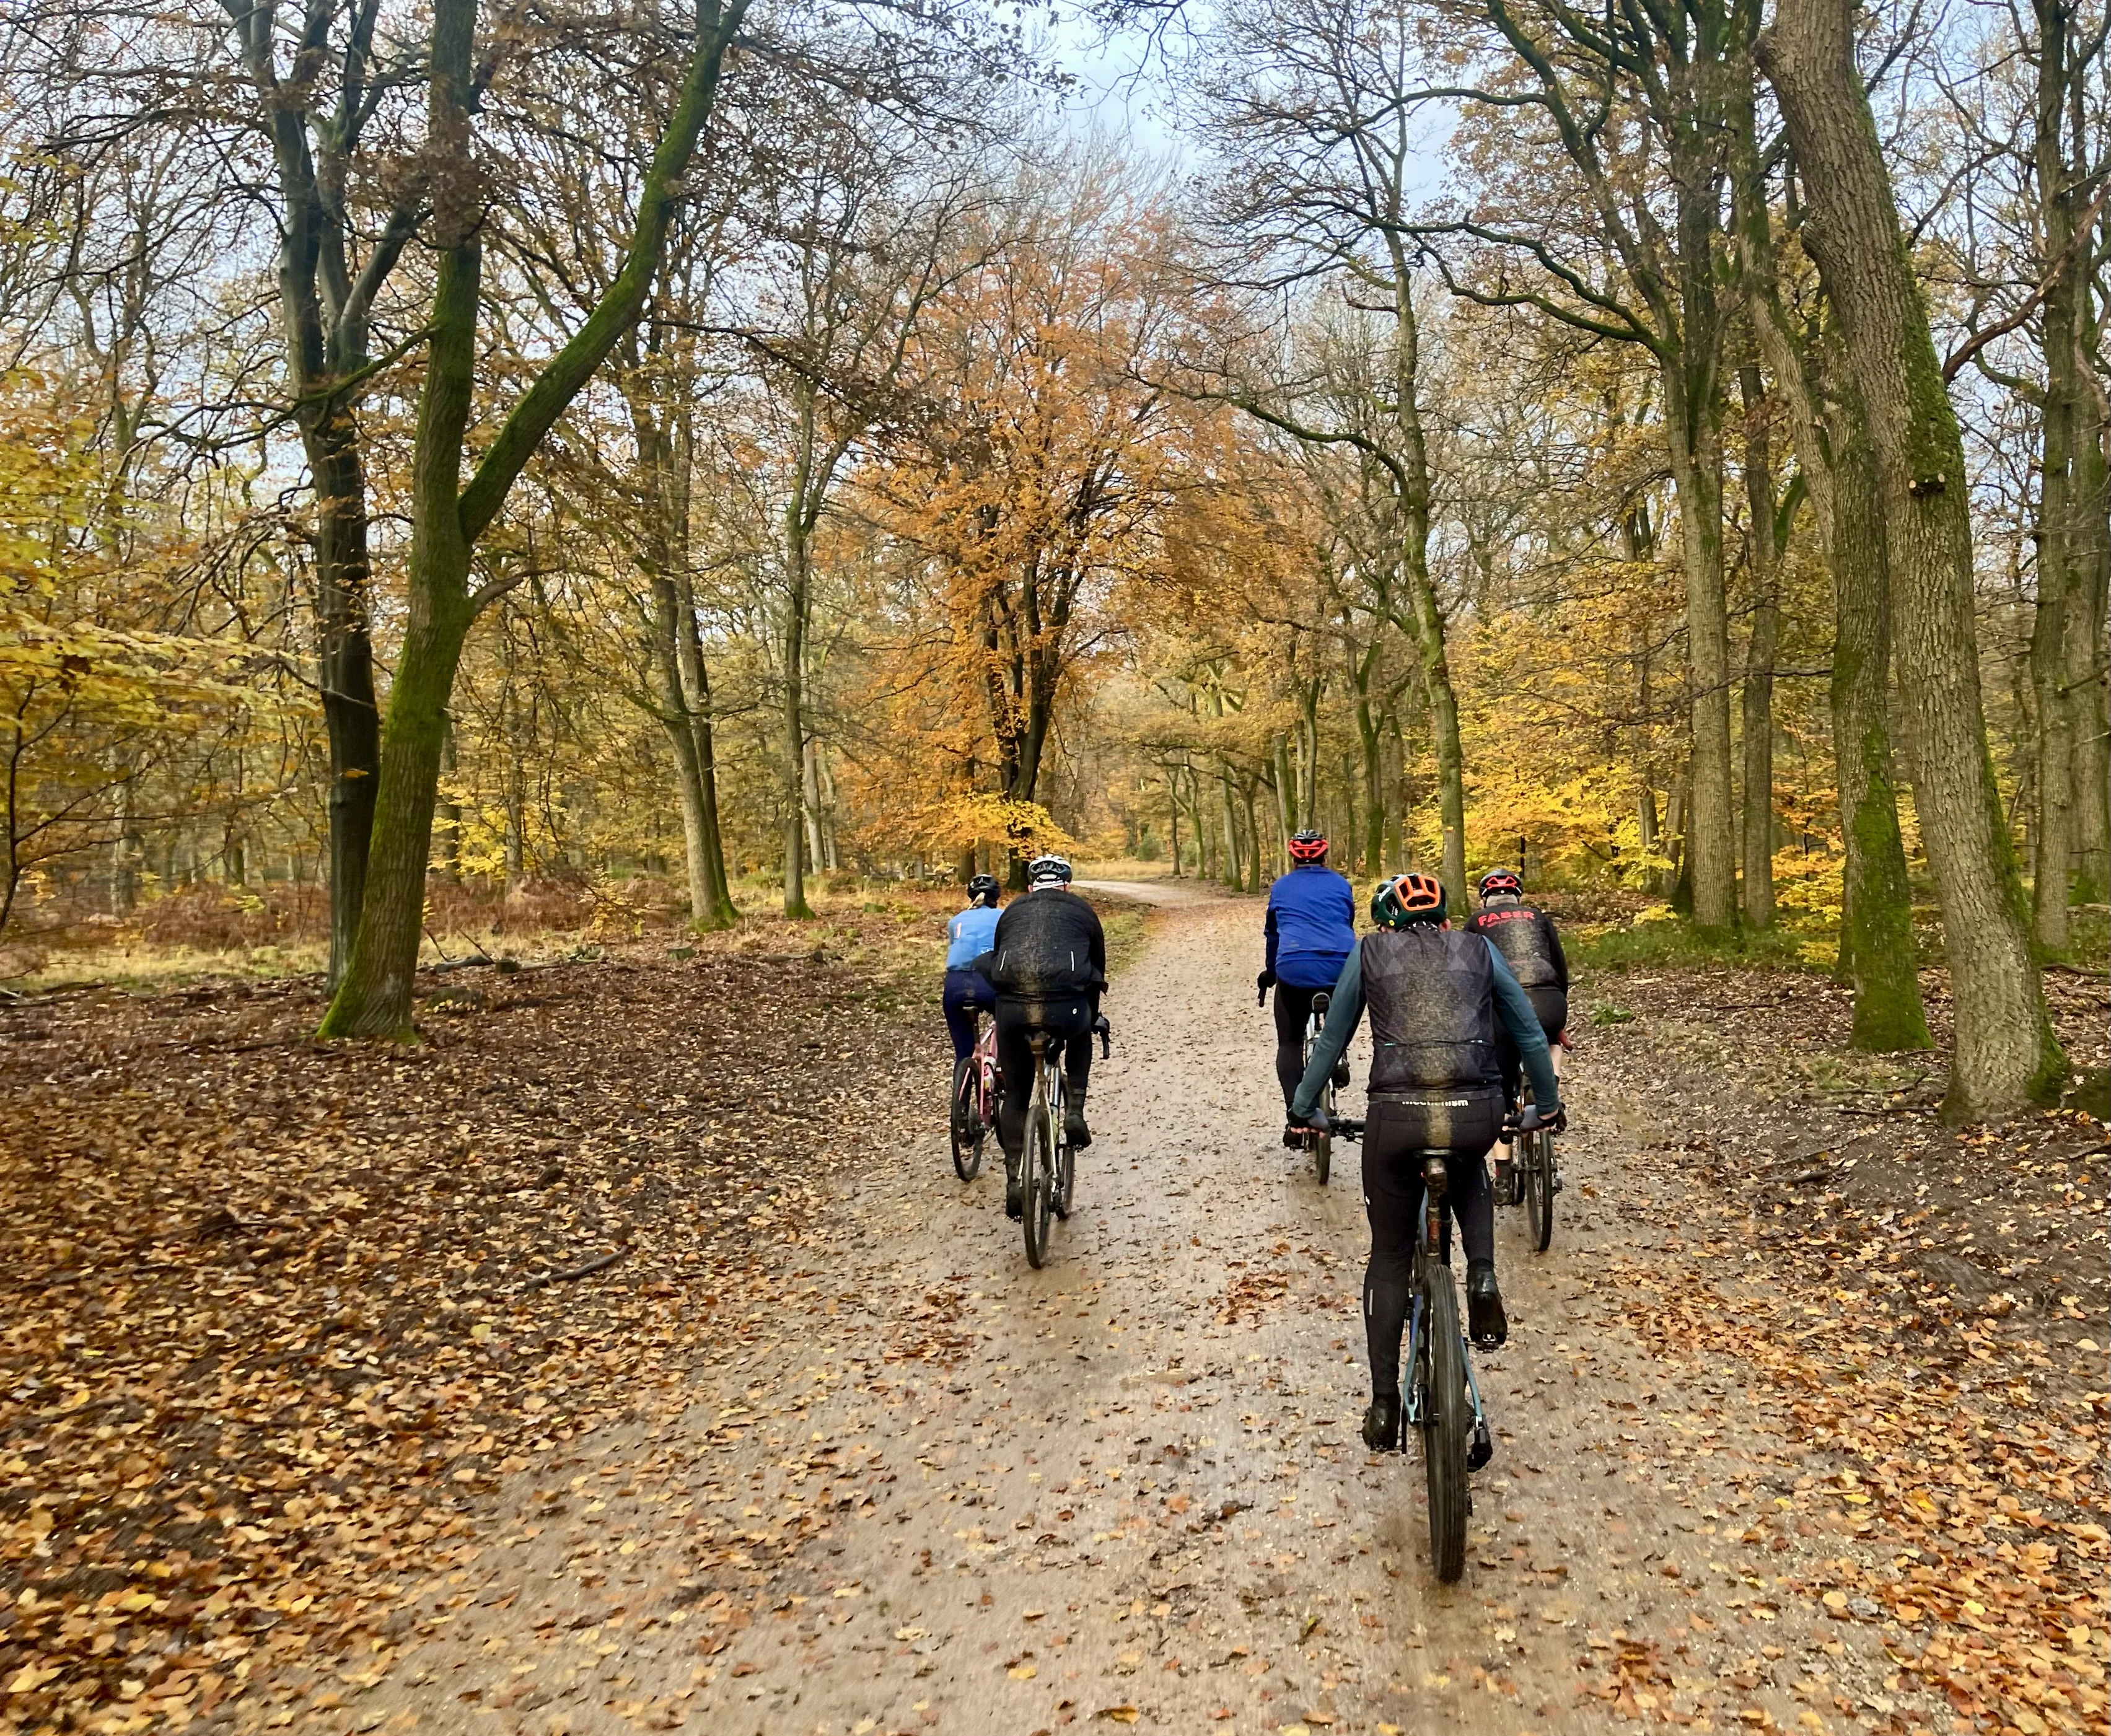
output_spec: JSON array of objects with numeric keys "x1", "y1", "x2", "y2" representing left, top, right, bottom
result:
[{"x1": 974, "y1": 887, "x2": 1107, "y2": 1001}]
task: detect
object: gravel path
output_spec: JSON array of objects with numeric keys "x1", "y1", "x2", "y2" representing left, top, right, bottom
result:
[{"x1": 354, "y1": 897, "x2": 1937, "y2": 1736}]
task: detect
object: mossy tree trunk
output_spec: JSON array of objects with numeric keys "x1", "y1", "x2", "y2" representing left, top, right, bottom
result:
[
  {"x1": 1763, "y1": 0, "x2": 2063, "y2": 1116},
  {"x1": 317, "y1": 0, "x2": 751, "y2": 1038}
]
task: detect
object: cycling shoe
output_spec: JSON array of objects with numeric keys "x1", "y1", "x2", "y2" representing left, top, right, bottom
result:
[
  {"x1": 1361, "y1": 1395, "x2": 1402, "y2": 1452},
  {"x1": 1331, "y1": 1059, "x2": 1350, "y2": 1088},
  {"x1": 1064, "y1": 1111, "x2": 1092, "y2": 1149},
  {"x1": 1467, "y1": 1264, "x2": 1508, "y2": 1348},
  {"x1": 1004, "y1": 1164, "x2": 1024, "y2": 1221}
]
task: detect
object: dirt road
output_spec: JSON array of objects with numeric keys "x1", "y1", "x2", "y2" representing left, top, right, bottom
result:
[{"x1": 350, "y1": 895, "x2": 1948, "y2": 1735}]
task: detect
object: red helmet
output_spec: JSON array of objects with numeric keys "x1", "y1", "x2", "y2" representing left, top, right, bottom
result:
[{"x1": 1287, "y1": 829, "x2": 1328, "y2": 864}]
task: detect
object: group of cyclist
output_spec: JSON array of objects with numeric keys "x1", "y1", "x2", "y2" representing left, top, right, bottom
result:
[
  {"x1": 940, "y1": 833, "x2": 1569, "y2": 1460},
  {"x1": 944, "y1": 854, "x2": 1106, "y2": 1221}
]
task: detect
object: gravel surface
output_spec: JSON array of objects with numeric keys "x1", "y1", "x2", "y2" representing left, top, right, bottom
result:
[{"x1": 346, "y1": 893, "x2": 1959, "y2": 1735}]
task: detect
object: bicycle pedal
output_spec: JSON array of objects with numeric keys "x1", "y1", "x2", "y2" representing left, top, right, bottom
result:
[{"x1": 1468, "y1": 1419, "x2": 1494, "y2": 1473}]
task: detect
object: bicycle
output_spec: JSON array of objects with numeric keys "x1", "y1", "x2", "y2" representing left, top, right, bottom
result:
[
  {"x1": 1296, "y1": 991, "x2": 1350, "y2": 1184},
  {"x1": 1400, "y1": 1146, "x2": 1496, "y2": 1584},
  {"x1": 1020, "y1": 1016, "x2": 1111, "y2": 1269},
  {"x1": 950, "y1": 1015, "x2": 1000, "y2": 1181},
  {"x1": 1494, "y1": 1035, "x2": 1565, "y2": 1252}
]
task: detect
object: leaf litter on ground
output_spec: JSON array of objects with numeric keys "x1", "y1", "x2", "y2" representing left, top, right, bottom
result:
[{"x1": 0, "y1": 906, "x2": 947, "y2": 1732}]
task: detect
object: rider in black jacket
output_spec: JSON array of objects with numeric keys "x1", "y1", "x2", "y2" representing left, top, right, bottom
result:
[{"x1": 972, "y1": 855, "x2": 1105, "y2": 1219}]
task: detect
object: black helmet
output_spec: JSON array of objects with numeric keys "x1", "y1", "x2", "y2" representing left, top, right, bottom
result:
[
  {"x1": 965, "y1": 873, "x2": 1001, "y2": 907},
  {"x1": 1477, "y1": 869, "x2": 1523, "y2": 900},
  {"x1": 1024, "y1": 854, "x2": 1073, "y2": 887}
]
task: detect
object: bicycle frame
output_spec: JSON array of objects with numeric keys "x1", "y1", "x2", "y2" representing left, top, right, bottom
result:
[{"x1": 1401, "y1": 1153, "x2": 1493, "y2": 1453}]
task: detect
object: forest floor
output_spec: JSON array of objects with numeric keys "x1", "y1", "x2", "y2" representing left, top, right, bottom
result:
[{"x1": 0, "y1": 890, "x2": 2104, "y2": 1736}]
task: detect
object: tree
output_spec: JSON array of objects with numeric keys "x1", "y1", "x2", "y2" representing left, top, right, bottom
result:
[
  {"x1": 316, "y1": 0, "x2": 752, "y2": 1036},
  {"x1": 1761, "y1": 0, "x2": 2066, "y2": 1118}
]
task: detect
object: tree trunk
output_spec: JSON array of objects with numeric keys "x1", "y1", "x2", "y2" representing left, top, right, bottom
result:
[
  {"x1": 312, "y1": 427, "x2": 382, "y2": 989},
  {"x1": 1762, "y1": 0, "x2": 2064, "y2": 1116},
  {"x1": 1387, "y1": 273, "x2": 1468, "y2": 912},
  {"x1": 2069, "y1": 427, "x2": 2110, "y2": 900},
  {"x1": 1662, "y1": 364, "x2": 1739, "y2": 933},
  {"x1": 677, "y1": 579, "x2": 738, "y2": 924},
  {"x1": 781, "y1": 490, "x2": 817, "y2": 919},
  {"x1": 2029, "y1": 0, "x2": 2099, "y2": 944},
  {"x1": 652, "y1": 570, "x2": 720, "y2": 924},
  {"x1": 1827, "y1": 379, "x2": 1932, "y2": 1049},
  {"x1": 1738, "y1": 361, "x2": 1781, "y2": 929},
  {"x1": 436, "y1": 715, "x2": 461, "y2": 878}
]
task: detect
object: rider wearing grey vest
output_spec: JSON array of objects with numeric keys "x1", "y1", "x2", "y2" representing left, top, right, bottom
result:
[
  {"x1": 1465, "y1": 869, "x2": 1569, "y2": 1106},
  {"x1": 1290, "y1": 872, "x2": 1561, "y2": 1453}
]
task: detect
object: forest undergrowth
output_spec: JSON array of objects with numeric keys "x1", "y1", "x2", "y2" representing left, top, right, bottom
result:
[
  {"x1": 0, "y1": 902, "x2": 954, "y2": 1729},
  {"x1": 1581, "y1": 963, "x2": 2109, "y2": 1734}
]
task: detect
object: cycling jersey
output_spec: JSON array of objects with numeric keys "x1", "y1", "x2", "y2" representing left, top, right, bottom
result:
[
  {"x1": 946, "y1": 904, "x2": 1002, "y2": 970},
  {"x1": 1264, "y1": 865, "x2": 1356, "y2": 990},
  {"x1": 1464, "y1": 896, "x2": 1568, "y2": 991}
]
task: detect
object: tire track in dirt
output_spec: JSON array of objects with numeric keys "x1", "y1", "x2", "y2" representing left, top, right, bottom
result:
[{"x1": 338, "y1": 896, "x2": 1946, "y2": 1736}]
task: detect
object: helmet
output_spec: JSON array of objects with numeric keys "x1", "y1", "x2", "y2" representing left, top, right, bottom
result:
[
  {"x1": 965, "y1": 873, "x2": 1001, "y2": 907},
  {"x1": 1477, "y1": 869, "x2": 1522, "y2": 901},
  {"x1": 1024, "y1": 854, "x2": 1073, "y2": 888},
  {"x1": 1287, "y1": 829, "x2": 1328, "y2": 865},
  {"x1": 1371, "y1": 872, "x2": 1447, "y2": 929}
]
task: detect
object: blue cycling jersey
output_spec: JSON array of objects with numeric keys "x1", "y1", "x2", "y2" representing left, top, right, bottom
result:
[
  {"x1": 945, "y1": 905, "x2": 1001, "y2": 970},
  {"x1": 1265, "y1": 865, "x2": 1356, "y2": 989}
]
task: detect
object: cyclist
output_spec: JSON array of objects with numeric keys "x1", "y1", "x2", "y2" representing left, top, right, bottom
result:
[
  {"x1": 943, "y1": 874, "x2": 1003, "y2": 1102},
  {"x1": 1288, "y1": 872, "x2": 1562, "y2": 1452},
  {"x1": 1257, "y1": 829, "x2": 1357, "y2": 1149},
  {"x1": 972, "y1": 855, "x2": 1106, "y2": 1220},
  {"x1": 1464, "y1": 869, "x2": 1569, "y2": 1107}
]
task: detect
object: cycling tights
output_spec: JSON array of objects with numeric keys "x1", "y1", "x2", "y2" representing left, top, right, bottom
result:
[
  {"x1": 1271, "y1": 983, "x2": 1322, "y2": 1112},
  {"x1": 1359, "y1": 1091, "x2": 1498, "y2": 1401}
]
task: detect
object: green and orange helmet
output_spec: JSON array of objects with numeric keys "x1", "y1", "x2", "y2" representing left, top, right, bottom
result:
[{"x1": 1371, "y1": 872, "x2": 1447, "y2": 929}]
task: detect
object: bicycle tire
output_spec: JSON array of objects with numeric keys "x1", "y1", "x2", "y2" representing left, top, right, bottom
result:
[
  {"x1": 950, "y1": 1064, "x2": 983, "y2": 1181},
  {"x1": 1417, "y1": 1268, "x2": 1471, "y2": 1583},
  {"x1": 1314, "y1": 1082, "x2": 1333, "y2": 1186},
  {"x1": 1055, "y1": 1123, "x2": 1075, "y2": 1219},
  {"x1": 1023, "y1": 1084, "x2": 1054, "y2": 1268},
  {"x1": 1524, "y1": 1125, "x2": 1555, "y2": 1252}
]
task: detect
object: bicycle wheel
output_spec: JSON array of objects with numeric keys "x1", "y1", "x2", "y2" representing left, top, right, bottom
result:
[
  {"x1": 1314, "y1": 1081, "x2": 1333, "y2": 1186},
  {"x1": 1023, "y1": 1078, "x2": 1055, "y2": 1269},
  {"x1": 1416, "y1": 1266, "x2": 1471, "y2": 1582},
  {"x1": 1524, "y1": 1125, "x2": 1555, "y2": 1252},
  {"x1": 950, "y1": 1062, "x2": 983, "y2": 1181},
  {"x1": 1054, "y1": 1119, "x2": 1075, "y2": 1220}
]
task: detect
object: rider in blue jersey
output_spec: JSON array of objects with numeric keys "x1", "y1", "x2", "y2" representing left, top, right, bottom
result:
[
  {"x1": 943, "y1": 876, "x2": 1002, "y2": 1084},
  {"x1": 1257, "y1": 830, "x2": 1357, "y2": 1146}
]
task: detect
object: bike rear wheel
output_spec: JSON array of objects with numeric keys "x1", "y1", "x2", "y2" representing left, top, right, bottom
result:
[
  {"x1": 1416, "y1": 1266, "x2": 1471, "y2": 1582},
  {"x1": 1055, "y1": 1120, "x2": 1075, "y2": 1219},
  {"x1": 1023, "y1": 1081, "x2": 1055, "y2": 1268},
  {"x1": 1314, "y1": 1084, "x2": 1333, "y2": 1186},
  {"x1": 950, "y1": 1062, "x2": 983, "y2": 1181},
  {"x1": 1524, "y1": 1125, "x2": 1555, "y2": 1252}
]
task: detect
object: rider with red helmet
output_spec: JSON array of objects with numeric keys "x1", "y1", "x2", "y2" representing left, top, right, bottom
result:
[
  {"x1": 1290, "y1": 871, "x2": 1562, "y2": 1453},
  {"x1": 1465, "y1": 868, "x2": 1569, "y2": 1107},
  {"x1": 1258, "y1": 830, "x2": 1356, "y2": 1146}
]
